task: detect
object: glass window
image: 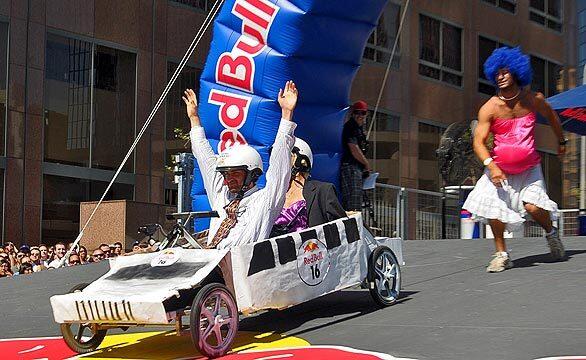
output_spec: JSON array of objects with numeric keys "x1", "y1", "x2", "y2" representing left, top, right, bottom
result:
[
  {"x1": 540, "y1": 152, "x2": 562, "y2": 205},
  {"x1": 531, "y1": 55, "x2": 561, "y2": 97},
  {"x1": 0, "y1": 169, "x2": 3, "y2": 242},
  {"x1": 0, "y1": 22, "x2": 7, "y2": 157},
  {"x1": 365, "y1": 111, "x2": 400, "y2": 186},
  {"x1": 91, "y1": 46, "x2": 136, "y2": 172},
  {"x1": 579, "y1": 10, "x2": 586, "y2": 30},
  {"x1": 419, "y1": 15, "x2": 462, "y2": 87},
  {"x1": 42, "y1": 175, "x2": 134, "y2": 245},
  {"x1": 481, "y1": 0, "x2": 517, "y2": 14},
  {"x1": 529, "y1": 0, "x2": 562, "y2": 32},
  {"x1": 477, "y1": 36, "x2": 511, "y2": 95},
  {"x1": 44, "y1": 34, "x2": 137, "y2": 171},
  {"x1": 44, "y1": 34, "x2": 92, "y2": 167},
  {"x1": 165, "y1": 63, "x2": 201, "y2": 169},
  {"x1": 364, "y1": 2, "x2": 401, "y2": 67},
  {"x1": 169, "y1": 0, "x2": 212, "y2": 12},
  {"x1": 418, "y1": 123, "x2": 443, "y2": 191}
]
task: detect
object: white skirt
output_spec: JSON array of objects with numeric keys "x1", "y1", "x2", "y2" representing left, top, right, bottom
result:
[{"x1": 463, "y1": 164, "x2": 559, "y2": 231}]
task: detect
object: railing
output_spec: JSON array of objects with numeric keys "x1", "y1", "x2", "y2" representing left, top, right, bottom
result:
[{"x1": 363, "y1": 183, "x2": 580, "y2": 239}]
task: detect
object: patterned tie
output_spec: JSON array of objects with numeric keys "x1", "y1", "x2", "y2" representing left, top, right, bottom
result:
[{"x1": 206, "y1": 198, "x2": 242, "y2": 248}]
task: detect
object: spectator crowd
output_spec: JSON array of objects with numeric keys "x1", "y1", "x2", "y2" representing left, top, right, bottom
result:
[{"x1": 0, "y1": 240, "x2": 148, "y2": 278}]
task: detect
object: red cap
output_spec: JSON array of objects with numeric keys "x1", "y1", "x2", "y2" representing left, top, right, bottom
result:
[{"x1": 352, "y1": 100, "x2": 368, "y2": 111}]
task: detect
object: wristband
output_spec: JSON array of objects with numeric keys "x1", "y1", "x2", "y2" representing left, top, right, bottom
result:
[{"x1": 483, "y1": 157, "x2": 493, "y2": 166}]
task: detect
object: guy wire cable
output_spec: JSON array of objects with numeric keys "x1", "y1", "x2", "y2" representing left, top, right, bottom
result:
[{"x1": 366, "y1": 0, "x2": 410, "y2": 141}]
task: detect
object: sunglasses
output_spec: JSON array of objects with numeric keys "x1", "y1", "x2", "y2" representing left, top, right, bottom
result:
[
  {"x1": 354, "y1": 110, "x2": 367, "y2": 116},
  {"x1": 17, "y1": 254, "x2": 24, "y2": 258},
  {"x1": 69, "y1": 260, "x2": 81, "y2": 265}
]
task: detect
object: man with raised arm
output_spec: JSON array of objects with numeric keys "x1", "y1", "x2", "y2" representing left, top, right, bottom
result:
[{"x1": 183, "y1": 81, "x2": 298, "y2": 249}]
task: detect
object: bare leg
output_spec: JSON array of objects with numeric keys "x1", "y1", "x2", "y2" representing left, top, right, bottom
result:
[
  {"x1": 524, "y1": 203, "x2": 553, "y2": 232},
  {"x1": 489, "y1": 219, "x2": 507, "y2": 253}
]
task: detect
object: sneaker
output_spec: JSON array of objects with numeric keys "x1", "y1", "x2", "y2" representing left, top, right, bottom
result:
[
  {"x1": 486, "y1": 252, "x2": 513, "y2": 273},
  {"x1": 545, "y1": 227, "x2": 565, "y2": 260}
]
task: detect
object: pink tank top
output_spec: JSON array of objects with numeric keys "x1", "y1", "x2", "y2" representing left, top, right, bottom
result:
[{"x1": 490, "y1": 112, "x2": 541, "y2": 175}]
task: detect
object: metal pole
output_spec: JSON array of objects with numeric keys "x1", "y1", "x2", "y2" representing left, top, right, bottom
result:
[
  {"x1": 580, "y1": 136, "x2": 586, "y2": 210},
  {"x1": 441, "y1": 188, "x2": 446, "y2": 239}
]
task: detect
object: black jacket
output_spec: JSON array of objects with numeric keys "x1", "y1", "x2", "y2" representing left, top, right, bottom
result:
[{"x1": 303, "y1": 179, "x2": 346, "y2": 227}]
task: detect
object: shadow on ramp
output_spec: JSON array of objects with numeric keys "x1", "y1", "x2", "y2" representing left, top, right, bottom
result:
[
  {"x1": 240, "y1": 289, "x2": 417, "y2": 338},
  {"x1": 513, "y1": 249, "x2": 586, "y2": 268}
]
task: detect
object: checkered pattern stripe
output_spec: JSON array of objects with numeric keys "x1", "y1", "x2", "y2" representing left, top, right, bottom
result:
[{"x1": 246, "y1": 217, "x2": 361, "y2": 277}]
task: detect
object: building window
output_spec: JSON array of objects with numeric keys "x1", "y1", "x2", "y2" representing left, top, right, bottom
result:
[
  {"x1": 165, "y1": 63, "x2": 201, "y2": 170},
  {"x1": 92, "y1": 46, "x2": 136, "y2": 172},
  {"x1": 42, "y1": 175, "x2": 133, "y2": 245},
  {"x1": 419, "y1": 15, "x2": 463, "y2": 87},
  {"x1": 481, "y1": 0, "x2": 516, "y2": 14},
  {"x1": 170, "y1": 0, "x2": 212, "y2": 12},
  {"x1": 529, "y1": 0, "x2": 562, "y2": 32},
  {"x1": 477, "y1": 36, "x2": 511, "y2": 95},
  {"x1": 418, "y1": 122, "x2": 444, "y2": 191},
  {"x1": 540, "y1": 151, "x2": 562, "y2": 205},
  {"x1": 44, "y1": 33, "x2": 136, "y2": 171},
  {"x1": 364, "y1": 2, "x2": 401, "y2": 67},
  {"x1": 0, "y1": 169, "x2": 3, "y2": 242},
  {"x1": 365, "y1": 110, "x2": 400, "y2": 185},
  {"x1": 0, "y1": 22, "x2": 7, "y2": 158},
  {"x1": 530, "y1": 55, "x2": 562, "y2": 97},
  {"x1": 164, "y1": 63, "x2": 202, "y2": 205}
]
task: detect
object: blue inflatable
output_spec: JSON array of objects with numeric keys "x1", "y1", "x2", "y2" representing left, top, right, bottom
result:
[{"x1": 192, "y1": 0, "x2": 388, "y2": 229}]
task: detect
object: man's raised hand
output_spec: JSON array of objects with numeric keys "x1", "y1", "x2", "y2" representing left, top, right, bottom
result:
[
  {"x1": 278, "y1": 80, "x2": 298, "y2": 121},
  {"x1": 182, "y1": 89, "x2": 201, "y2": 127}
]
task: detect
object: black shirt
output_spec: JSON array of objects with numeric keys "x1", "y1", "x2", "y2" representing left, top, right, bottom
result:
[{"x1": 341, "y1": 119, "x2": 367, "y2": 167}]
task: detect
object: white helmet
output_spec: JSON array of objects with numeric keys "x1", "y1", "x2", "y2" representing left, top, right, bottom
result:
[
  {"x1": 216, "y1": 144, "x2": 263, "y2": 185},
  {"x1": 293, "y1": 137, "x2": 313, "y2": 173}
]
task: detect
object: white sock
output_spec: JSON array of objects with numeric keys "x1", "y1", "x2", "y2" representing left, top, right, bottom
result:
[
  {"x1": 546, "y1": 228, "x2": 557, "y2": 236},
  {"x1": 497, "y1": 251, "x2": 509, "y2": 258}
]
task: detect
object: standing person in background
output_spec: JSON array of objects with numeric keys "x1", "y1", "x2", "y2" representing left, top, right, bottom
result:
[
  {"x1": 39, "y1": 244, "x2": 50, "y2": 267},
  {"x1": 78, "y1": 246, "x2": 89, "y2": 264},
  {"x1": 340, "y1": 100, "x2": 371, "y2": 211},
  {"x1": 48, "y1": 242, "x2": 67, "y2": 268},
  {"x1": 463, "y1": 47, "x2": 566, "y2": 273}
]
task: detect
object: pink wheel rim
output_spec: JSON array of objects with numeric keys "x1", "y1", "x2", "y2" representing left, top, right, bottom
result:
[{"x1": 198, "y1": 288, "x2": 238, "y2": 354}]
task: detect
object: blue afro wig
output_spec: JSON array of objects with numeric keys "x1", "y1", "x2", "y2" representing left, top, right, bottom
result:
[{"x1": 483, "y1": 47, "x2": 532, "y2": 87}]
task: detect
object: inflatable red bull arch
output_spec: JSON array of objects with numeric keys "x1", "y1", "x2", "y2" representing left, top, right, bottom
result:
[{"x1": 192, "y1": 0, "x2": 388, "y2": 229}]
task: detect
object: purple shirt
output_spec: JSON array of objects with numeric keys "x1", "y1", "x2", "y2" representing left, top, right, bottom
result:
[{"x1": 274, "y1": 199, "x2": 308, "y2": 233}]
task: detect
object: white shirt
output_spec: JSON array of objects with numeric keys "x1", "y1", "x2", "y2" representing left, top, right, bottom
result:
[{"x1": 190, "y1": 119, "x2": 296, "y2": 249}]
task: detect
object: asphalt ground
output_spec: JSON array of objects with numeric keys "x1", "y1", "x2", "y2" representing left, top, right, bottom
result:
[{"x1": 1, "y1": 236, "x2": 585, "y2": 360}]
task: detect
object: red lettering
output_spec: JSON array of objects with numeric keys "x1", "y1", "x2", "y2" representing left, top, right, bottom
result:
[
  {"x1": 216, "y1": 53, "x2": 254, "y2": 92},
  {"x1": 245, "y1": 0, "x2": 276, "y2": 17},
  {"x1": 219, "y1": 130, "x2": 247, "y2": 152},
  {"x1": 209, "y1": 90, "x2": 251, "y2": 129},
  {"x1": 236, "y1": 25, "x2": 265, "y2": 55},
  {"x1": 234, "y1": 3, "x2": 269, "y2": 29}
]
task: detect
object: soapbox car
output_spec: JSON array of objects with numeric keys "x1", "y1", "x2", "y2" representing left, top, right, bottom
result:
[{"x1": 50, "y1": 212, "x2": 403, "y2": 358}]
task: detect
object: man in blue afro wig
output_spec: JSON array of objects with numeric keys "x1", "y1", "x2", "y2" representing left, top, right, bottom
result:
[
  {"x1": 483, "y1": 46, "x2": 532, "y2": 87},
  {"x1": 462, "y1": 46, "x2": 568, "y2": 273}
]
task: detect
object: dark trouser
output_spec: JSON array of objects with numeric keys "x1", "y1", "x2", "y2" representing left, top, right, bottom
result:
[{"x1": 340, "y1": 163, "x2": 363, "y2": 211}]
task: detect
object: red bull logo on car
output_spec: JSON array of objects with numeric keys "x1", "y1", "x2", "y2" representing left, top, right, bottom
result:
[{"x1": 297, "y1": 239, "x2": 330, "y2": 286}]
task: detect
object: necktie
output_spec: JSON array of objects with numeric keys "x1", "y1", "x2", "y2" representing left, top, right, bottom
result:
[{"x1": 207, "y1": 198, "x2": 242, "y2": 248}]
